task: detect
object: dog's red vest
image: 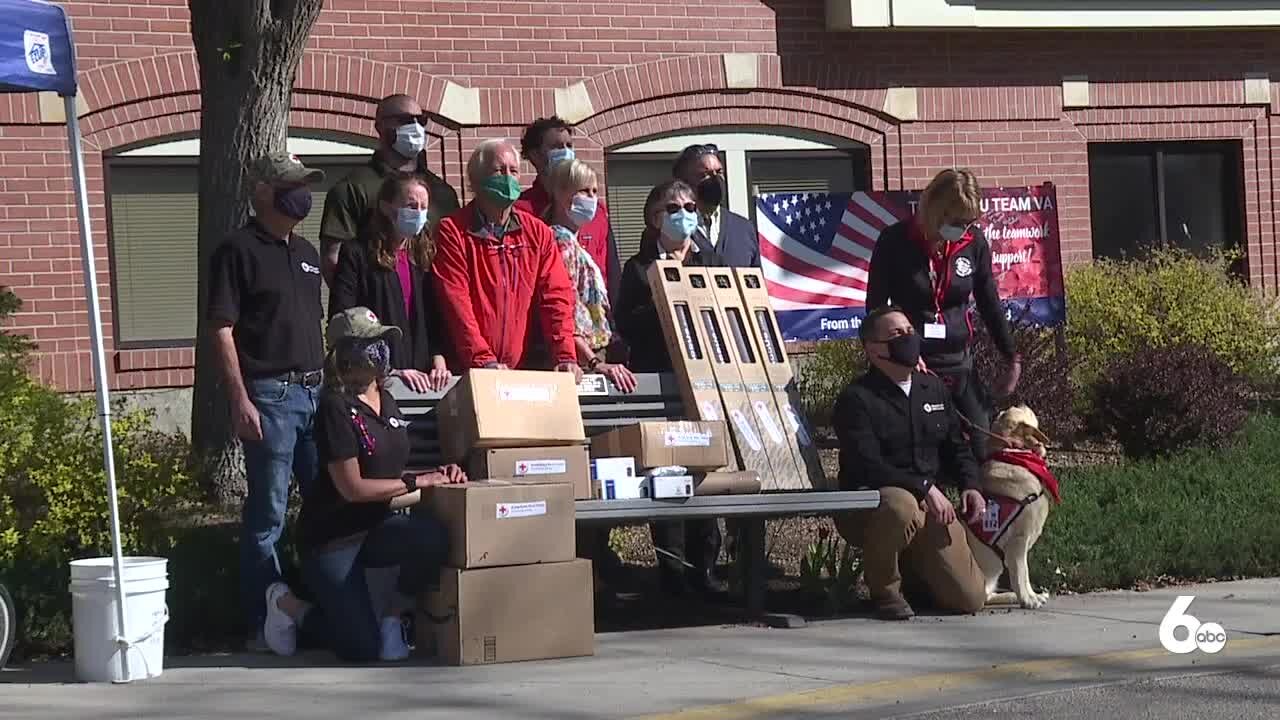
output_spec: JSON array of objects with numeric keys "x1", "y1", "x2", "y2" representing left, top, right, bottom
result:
[{"x1": 965, "y1": 450, "x2": 1062, "y2": 556}]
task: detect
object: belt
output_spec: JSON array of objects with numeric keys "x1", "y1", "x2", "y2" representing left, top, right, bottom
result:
[{"x1": 278, "y1": 369, "x2": 323, "y2": 387}]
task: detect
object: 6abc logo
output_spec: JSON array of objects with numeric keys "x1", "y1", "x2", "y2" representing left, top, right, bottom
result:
[{"x1": 1159, "y1": 596, "x2": 1227, "y2": 654}]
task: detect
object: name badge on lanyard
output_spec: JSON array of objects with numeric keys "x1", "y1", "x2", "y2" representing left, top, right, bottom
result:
[
  {"x1": 924, "y1": 323, "x2": 947, "y2": 339},
  {"x1": 927, "y1": 255, "x2": 949, "y2": 336}
]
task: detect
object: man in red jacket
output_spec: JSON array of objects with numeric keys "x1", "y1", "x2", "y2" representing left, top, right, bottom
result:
[
  {"x1": 515, "y1": 116, "x2": 614, "y2": 288},
  {"x1": 432, "y1": 138, "x2": 582, "y2": 380}
]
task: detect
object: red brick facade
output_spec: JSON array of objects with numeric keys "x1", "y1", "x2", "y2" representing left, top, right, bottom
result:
[{"x1": 2, "y1": 1, "x2": 1279, "y2": 391}]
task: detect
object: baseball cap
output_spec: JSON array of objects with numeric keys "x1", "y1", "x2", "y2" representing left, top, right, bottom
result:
[
  {"x1": 326, "y1": 307, "x2": 402, "y2": 347},
  {"x1": 249, "y1": 152, "x2": 325, "y2": 184}
]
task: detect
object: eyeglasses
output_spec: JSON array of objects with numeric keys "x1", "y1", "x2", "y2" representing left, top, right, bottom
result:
[
  {"x1": 380, "y1": 112, "x2": 428, "y2": 126},
  {"x1": 665, "y1": 202, "x2": 698, "y2": 214}
]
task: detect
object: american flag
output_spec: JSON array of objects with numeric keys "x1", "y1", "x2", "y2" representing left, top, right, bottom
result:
[{"x1": 756, "y1": 192, "x2": 906, "y2": 312}]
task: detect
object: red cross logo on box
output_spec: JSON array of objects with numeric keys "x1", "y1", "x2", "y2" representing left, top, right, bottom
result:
[{"x1": 497, "y1": 504, "x2": 509, "y2": 517}]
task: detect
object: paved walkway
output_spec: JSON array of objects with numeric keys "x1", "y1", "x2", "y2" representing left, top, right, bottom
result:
[{"x1": 2, "y1": 579, "x2": 1278, "y2": 719}]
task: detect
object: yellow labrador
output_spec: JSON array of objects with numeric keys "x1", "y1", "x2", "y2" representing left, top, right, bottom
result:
[{"x1": 963, "y1": 405, "x2": 1061, "y2": 610}]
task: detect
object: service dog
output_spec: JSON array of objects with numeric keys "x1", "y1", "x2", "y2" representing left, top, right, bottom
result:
[{"x1": 963, "y1": 405, "x2": 1061, "y2": 609}]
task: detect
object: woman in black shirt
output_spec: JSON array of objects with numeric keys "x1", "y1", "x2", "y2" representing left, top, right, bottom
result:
[
  {"x1": 329, "y1": 173, "x2": 450, "y2": 393},
  {"x1": 260, "y1": 306, "x2": 465, "y2": 662},
  {"x1": 614, "y1": 179, "x2": 726, "y2": 597},
  {"x1": 865, "y1": 168, "x2": 1021, "y2": 459}
]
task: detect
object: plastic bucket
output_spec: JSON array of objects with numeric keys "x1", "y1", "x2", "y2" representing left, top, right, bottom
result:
[{"x1": 69, "y1": 556, "x2": 169, "y2": 683}]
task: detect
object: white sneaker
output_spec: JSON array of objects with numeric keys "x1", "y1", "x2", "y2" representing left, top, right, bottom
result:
[
  {"x1": 263, "y1": 582, "x2": 298, "y2": 657},
  {"x1": 379, "y1": 616, "x2": 410, "y2": 662}
]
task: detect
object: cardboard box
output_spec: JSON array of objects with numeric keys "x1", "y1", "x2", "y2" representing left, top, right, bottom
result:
[
  {"x1": 437, "y1": 368, "x2": 586, "y2": 462},
  {"x1": 595, "y1": 475, "x2": 646, "y2": 500},
  {"x1": 590, "y1": 420, "x2": 729, "y2": 471},
  {"x1": 646, "y1": 261, "x2": 735, "y2": 466},
  {"x1": 421, "y1": 480, "x2": 575, "y2": 568},
  {"x1": 469, "y1": 445, "x2": 591, "y2": 500},
  {"x1": 681, "y1": 265, "x2": 777, "y2": 484},
  {"x1": 734, "y1": 267, "x2": 832, "y2": 490},
  {"x1": 707, "y1": 266, "x2": 804, "y2": 491},
  {"x1": 646, "y1": 475, "x2": 694, "y2": 499},
  {"x1": 418, "y1": 559, "x2": 594, "y2": 665},
  {"x1": 590, "y1": 457, "x2": 636, "y2": 482}
]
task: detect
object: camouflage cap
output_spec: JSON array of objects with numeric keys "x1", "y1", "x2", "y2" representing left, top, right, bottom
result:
[
  {"x1": 248, "y1": 152, "x2": 325, "y2": 184},
  {"x1": 326, "y1": 307, "x2": 402, "y2": 347}
]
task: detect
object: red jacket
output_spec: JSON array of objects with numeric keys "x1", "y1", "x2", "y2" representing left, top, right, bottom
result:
[
  {"x1": 514, "y1": 179, "x2": 612, "y2": 287},
  {"x1": 431, "y1": 203, "x2": 577, "y2": 369}
]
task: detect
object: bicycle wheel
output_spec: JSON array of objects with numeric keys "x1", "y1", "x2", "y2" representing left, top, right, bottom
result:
[{"x1": 0, "y1": 582, "x2": 15, "y2": 668}]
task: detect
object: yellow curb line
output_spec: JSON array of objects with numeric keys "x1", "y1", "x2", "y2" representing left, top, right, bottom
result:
[{"x1": 633, "y1": 636, "x2": 1280, "y2": 720}]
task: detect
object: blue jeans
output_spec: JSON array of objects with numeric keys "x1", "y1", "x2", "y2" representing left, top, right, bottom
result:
[
  {"x1": 299, "y1": 513, "x2": 449, "y2": 662},
  {"x1": 240, "y1": 377, "x2": 320, "y2": 630}
]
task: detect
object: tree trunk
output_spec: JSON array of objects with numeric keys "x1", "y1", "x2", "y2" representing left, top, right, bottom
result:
[{"x1": 189, "y1": 0, "x2": 324, "y2": 505}]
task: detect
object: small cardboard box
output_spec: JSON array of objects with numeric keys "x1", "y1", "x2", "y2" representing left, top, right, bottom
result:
[
  {"x1": 437, "y1": 369, "x2": 586, "y2": 462},
  {"x1": 590, "y1": 420, "x2": 729, "y2": 471},
  {"x1": 418, "y1": 559, "x2": 595, "y2": 665},
  {"x1": 646, "y1": 475, "x2": 694, "y2": 499},
  {"x1": 469, "y1": 445, "x2": 591, "y2": 500},
  {"x1": 421, "y1": 480, "x2": 575, "y2": 568},
  {"x1": 595, "y1": 475, "x2": 646, "y2": 500},
  {"x1": 590, "y1": 457, "x2": 636, "y2": 482}
]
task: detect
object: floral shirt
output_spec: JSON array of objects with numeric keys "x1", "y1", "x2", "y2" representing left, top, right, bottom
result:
[{"x1": 551, "y1": 224, "x2": 613, "y2": 351}]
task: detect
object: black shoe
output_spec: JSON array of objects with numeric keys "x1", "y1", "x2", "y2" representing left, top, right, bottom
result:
[
  {"x1": 686, "y1": 568, "x2": 729, "y2": 596},
  {"x1": 870, "y1": 593, "x2": 915, "y2": 621}
]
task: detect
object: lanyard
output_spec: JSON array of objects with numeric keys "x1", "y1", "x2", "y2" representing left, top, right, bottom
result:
[{"x1": 928, "y1": 242, "x2": 954, "y2": 324}]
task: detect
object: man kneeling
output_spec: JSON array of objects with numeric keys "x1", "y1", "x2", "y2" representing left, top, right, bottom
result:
[{"x1": 833, "y1": 306, "x2": 988, "y2": 620}]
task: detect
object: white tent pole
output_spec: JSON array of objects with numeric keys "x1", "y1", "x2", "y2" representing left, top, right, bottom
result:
[{"x1": 63, "y1": 94, "x2": 132, "y2": 683}]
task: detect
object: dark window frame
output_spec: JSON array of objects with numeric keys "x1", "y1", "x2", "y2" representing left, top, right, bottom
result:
[{"x1": 1087, "y1": 140, "x2": 1245, "y2": 261}]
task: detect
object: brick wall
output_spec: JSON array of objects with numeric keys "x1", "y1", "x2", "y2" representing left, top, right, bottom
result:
[{"x1": 2, "y1": 1, "x2": 1280, "y2": 391}]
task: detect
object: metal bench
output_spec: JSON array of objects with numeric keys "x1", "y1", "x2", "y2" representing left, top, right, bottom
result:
[{"x1": 391, "y1": 372, "x2": 880, "y2": 618}]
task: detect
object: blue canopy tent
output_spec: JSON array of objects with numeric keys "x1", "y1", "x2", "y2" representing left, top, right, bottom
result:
[{"x1": 1, "y1": 0, "x2": 136, "y2": 680}]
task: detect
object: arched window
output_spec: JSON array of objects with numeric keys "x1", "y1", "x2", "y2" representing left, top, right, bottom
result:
[
  {"x1": 604, "y1": 127, "x2": 870, "y2": 262},
  {"x1": 106, "y1": 134, "x2": 373, "y2": 346}
]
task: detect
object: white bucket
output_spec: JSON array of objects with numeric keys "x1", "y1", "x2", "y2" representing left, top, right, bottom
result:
[{"x1": 69, "y1": 556, "x2": 169, "y2": 683}]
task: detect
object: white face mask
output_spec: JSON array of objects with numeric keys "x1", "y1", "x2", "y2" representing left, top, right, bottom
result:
[
  {"x1": 392, "y1": 122, "x2": 426, "y2": 158},
  {"x1": 938, "y1": 223, "x2": 968, "y2": 242}
]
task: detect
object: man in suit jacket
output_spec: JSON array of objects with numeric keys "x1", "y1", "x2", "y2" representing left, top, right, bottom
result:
[{"x1": 673, "y1": 143, "x2": 760, "y2": 268}]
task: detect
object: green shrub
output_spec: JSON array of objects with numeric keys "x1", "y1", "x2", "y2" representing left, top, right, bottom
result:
[
  {"x1": 1032, "y1": 414, "x2": 1280, "y2": 592},
  {"x1": 1065, "y1": 250, "x2": 1280, "y2": 388},
  {"x1": 795, "y1": 339, "x2": 867, "y2": 427},
  {"x1": 0, "y1": 288, "x2": 200, "y2": 657}
]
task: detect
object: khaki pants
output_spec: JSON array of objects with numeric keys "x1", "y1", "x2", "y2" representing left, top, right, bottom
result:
[{"x1": 835, "y1": 487, "x2": 986, "y2": 614}]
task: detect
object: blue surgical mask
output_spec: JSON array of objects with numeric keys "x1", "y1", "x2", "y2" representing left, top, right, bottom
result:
[
  {"x1": 567, "y1": 194, "x2": 597, "y2": 227},
  {"x1": 938, "y1": 223, "x2": 968, "y2": 242},
  {"x1": 660, "y1": 209, "x2": 699, "y2": 250},
  {"x1": 546, "y1": 147, "x2": 575, "y2": 168},
  {"x1": 392, "y1": 122, "x2": 426, "y2": 158},
  {"x1": 395, "y1": 207, "x2": 429, "y2": 237}
]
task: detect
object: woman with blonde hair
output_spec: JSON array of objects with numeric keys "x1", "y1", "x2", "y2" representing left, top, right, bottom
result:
[
  {"x1": 330, "y1": 173, "x2": 450, "y2": 392},
  {"x1": 543, "y1": 158, "x2": 636, "y2": 393},
  {"x1": 865, "y1": 168, "x2": 1020, "y2": 459}
]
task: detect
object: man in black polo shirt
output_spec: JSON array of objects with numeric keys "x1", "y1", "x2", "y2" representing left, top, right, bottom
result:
[
  {"x1": 319, "y1": 93, "x2": 460, "y2": 285},
  {"x1": 207, "y1": 152, "x2": 327, "y2": 643}
]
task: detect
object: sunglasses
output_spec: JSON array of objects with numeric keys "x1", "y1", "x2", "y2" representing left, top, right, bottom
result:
[{"x1": 665, "y1": 202, "x2": 698, "y2": 214}]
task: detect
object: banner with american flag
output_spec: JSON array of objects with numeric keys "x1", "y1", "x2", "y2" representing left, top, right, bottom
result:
[{"x1": 756, "y1": 184, "x2": 1066, "y2": 342}]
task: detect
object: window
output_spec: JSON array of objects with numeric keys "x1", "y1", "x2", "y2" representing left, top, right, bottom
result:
[
  {"x1": 605, "y1": 128, "x2": 869, "y2": 264},
  {"x1": 1088, "y1": 142, "x2": 1243, "y2": 260},
  {"x1": 107, "y1": 141, "x2": 369, "y2": 346}
]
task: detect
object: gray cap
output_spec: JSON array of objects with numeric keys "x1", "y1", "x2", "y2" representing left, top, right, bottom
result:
[
  {"x1": 249, "y1": 152, "x2": 325, "y2": 184},
  {"x1": 326, "y1": 307, "x2": 402, "y2": 348}
]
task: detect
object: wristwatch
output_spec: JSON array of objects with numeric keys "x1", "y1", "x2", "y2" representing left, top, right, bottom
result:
[
  {"x1": 401, "y1": 472, "x2": 418, "y2": 494},
  {"x1": 587, "y1": 355, "x2": 604, "y2": 371}
]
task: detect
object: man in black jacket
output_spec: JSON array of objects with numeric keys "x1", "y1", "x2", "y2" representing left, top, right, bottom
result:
[
  {"x1": 833, "y1": 306, "x2": 988, "y2": 620},
  {"x1": 673, "y1": 144, "x2": 760, "y2": 268}
]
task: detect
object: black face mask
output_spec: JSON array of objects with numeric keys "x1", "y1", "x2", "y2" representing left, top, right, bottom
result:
[
  {"x1": 696, "y1": 175, "x2": 725, "y2": 208},
  {"x1": 880, "y1": 333, "x2": 921, "y2": 368}
]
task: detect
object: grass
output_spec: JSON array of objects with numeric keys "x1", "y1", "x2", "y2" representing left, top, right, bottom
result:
[{"x1": 1032, "y1": 414, "x2": 1280, "y2": 592}]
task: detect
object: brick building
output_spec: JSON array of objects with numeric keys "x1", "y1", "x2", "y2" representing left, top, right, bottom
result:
[{"x1": 2, "y1": 0, "x2": 1280, "y2": 397}]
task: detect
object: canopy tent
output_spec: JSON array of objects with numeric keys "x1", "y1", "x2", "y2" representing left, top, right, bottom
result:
[{"x1": 1, "y1": 0, "x2": 136, "y2": 681}]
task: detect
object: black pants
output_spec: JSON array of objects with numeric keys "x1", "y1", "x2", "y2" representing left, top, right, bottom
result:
[
  {"x1": 935, "y1": 364, "x2": 992, "y2": 462},
  {"x1": 650, "y1": 519, "x2": 721, "y2": 574}
]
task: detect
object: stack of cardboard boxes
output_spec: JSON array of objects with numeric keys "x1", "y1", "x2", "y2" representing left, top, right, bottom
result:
[{"x1": 415, "y1": 368, "x2": 595, "y2": 665}]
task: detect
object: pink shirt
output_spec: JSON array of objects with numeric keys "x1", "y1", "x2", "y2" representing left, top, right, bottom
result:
[{"x1": 396, "y1": 248, "x2": 413, "y2": 318}]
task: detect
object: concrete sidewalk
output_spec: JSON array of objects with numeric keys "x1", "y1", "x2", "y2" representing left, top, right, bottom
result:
[{"x1": 2, "y1": 579, "x2": 1278, "y2": 720}]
